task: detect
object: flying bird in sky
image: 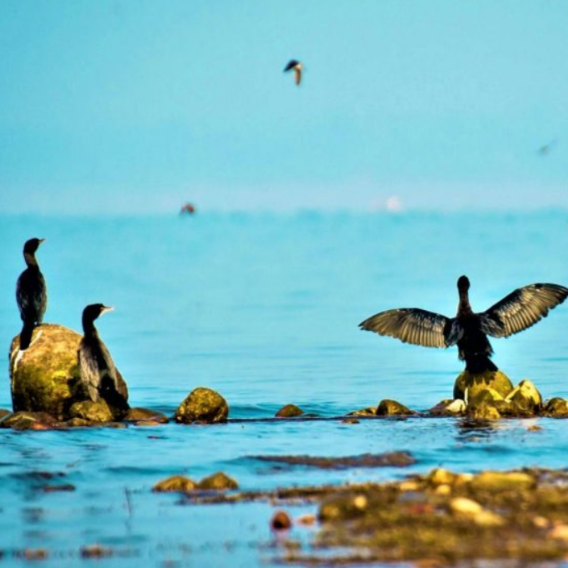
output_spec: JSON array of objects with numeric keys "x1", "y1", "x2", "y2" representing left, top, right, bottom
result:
[{"x1": 284, "y1": 59, "x2": 303, "y2": 86}]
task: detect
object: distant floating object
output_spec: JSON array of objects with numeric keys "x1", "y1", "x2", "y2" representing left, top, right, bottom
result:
[
  {"x1": 284, "y1": 59, "x2": 303, "y2": 86},
  {"x1": 538, "y1": 139, "x2": 558, "y2": 156},
  {"x1": 385, "y1": 195, "x2": 403, "y2": 213},
  {"x1": 180, "y1": 203, "x2": 196, "y2": 215}
]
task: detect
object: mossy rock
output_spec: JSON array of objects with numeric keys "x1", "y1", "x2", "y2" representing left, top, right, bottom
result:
[
  {"x1": 153, "y1": 475, "x2": 197, "y2": 492},
  {"x1": 69, "y1": 400, "x2": 113, "y2": 423},
  {"x1": 275, "y1": 404, "x2": 304, "y2": 418},
  {"x1": 9, "y1": 324, "x2": 82, "y2": 420},
  {"x1": 469, "y1": 471, "x2": 535, "y2": 492},
  {"x1": 0, "y1": 410, "x2": 59, "y2": 430},
  {"x1": 429, "y1": 399, "x2": 466, "y2": 416},
  {"x1": 454, "y1": 369, "x2": 514, "y2": 401},
  {"x1": 347, "y1": 407, "x2": 377, "y2": 417},
  {"x1": 376, "y1": 399, "x2": 416, "y2": 416},
  {"x1": 543, "y1": 398, "x2": 568, "y2": 418},
  {"x1": 197, "y1": 472, "x2": 238, "y2": 490},
  {"x1": 467, "y1": 403, "x2": 501, "y2": 420},
  {"x1": 505, "y1": 380, "x2": 542, "y2": 415},
  {"x1": 174, "y1": 387, "x2": 229, "y2": 424}
]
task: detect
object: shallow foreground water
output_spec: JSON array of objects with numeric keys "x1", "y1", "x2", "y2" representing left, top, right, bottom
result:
[{"x1": 1, "y1": 211, "x2": 568, "y2": 567}]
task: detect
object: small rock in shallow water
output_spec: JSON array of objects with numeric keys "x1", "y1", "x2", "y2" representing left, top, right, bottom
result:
[
  {"x1": 275, "y1": 404, "x2": 304, "y2": 418},
  {"x1": 80, "y1": 545, "x2": 113, "y2": 558},
  {"x1": 70, "y1": 400, "x2": 113, "y2": 423},
  {"x1": 124, "y1": 407, "x2": 168, "y2": 423},
  {"x1": 505, "y1": 379, "x2": 542, "y2": 414},
  {"x1": 467, "y1": 403, "x2": 501, "y2": 420},
  {"x1": 469, "y1": 471, "x2": 535, "y2": 492},
  {"x1": 296, "y1": 514, "x2": 316, "y2": 526},
  {"x1": 543, "y1": 398, "x2": 568, "y2": 417},
  {"x1": 428, "y1": 468, "x2": 456, "y2": 486},
  {"x1": 347, "y1": 407, "x2": 376, "y2": 417},
  {"x1": 271, "y1": 510, "x2": 292, "y2": 531},
  {"x1": 152, "y1": 475, "x2": 197, "y2": 493},
  {"x1": 174, "y1": 387, "x2": 229, "y2": 424},
  {"x1": 197, "y1": 472, "x2": 238, "y2": 491},
  {"x1": 376, "y1": 399, "x2": 416, "y2": 416},
  {"x1": 429, "y1": 399, "x2": 466, "y2": 416},
  {"x1": 341, "y1": 417, "x2": 360, "y2": 424}
]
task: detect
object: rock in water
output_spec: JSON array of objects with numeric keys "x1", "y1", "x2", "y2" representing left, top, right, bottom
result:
[
  {"x1": 376, "y1": 399, "x2": 416, "y2": 416},
  {"x1": 9, "y1": 324, "x2": 128, "y2": 421},
  {"x1": 197, "y1": 472, "x2": 238, "y2": 490},
  {"x1": 505, "y1": 380, "x2": 542, "y2": 414},
  {"x1": 275, "y1": 404, "x2": 304, "y2": 418},
  {"x1": 543, "y1": 398, "x2": 568, "y2": 418},
  {"x1": 69, "y1": 400, "x2": 114, "y2": 423},
  {"x1": 454, "y1": 369, "x2": 514, "y2": 401},
  {"x1": 174, "y1": 387, "x2": 229, "y2": 424}
]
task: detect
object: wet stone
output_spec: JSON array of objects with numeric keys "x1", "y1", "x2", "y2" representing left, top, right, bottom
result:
[
  {"x1": 0, "y1": 409, "x2": 11, "y2": 421},
  {"x1": 197, "y1": 472, "x2": 239, "y2": 491},
  {"x1": 376, "y1": 399, "x2": 416, "y2": 416},
  {"x1": 275, "y1": 404, "x2": 304, "y2": 418},
  {"x1": 543, "y1": 397, "x2": 568, "y2": 418},
  {"x1": 271, "y1": 510, "x2": 292, "y2": 531},
  {"x1": 505, "y1": 380, "x2": 542, "y2": 415},
  {"x1": 174, "y1": 387, "x2": 229, "y2": 424},
  {"x1": 347, "y1": 407, "x2": 376, "y2": 417},
  {"x1": 124, "y1": 407, "x2": 169, "y2": 423},
  {"x1": 70, "y1": 400, "x2": 114, "y2": 423},
  {"x1": 153, "y1": 475, "x2": 198, "y2": 493},
  {"x1": 429, "y1": 399, "x2": 466, "y2": 416},
  {"x1": 467, "y1": 403, "x2": 501, "y2": 420},
  {"x1": 454, "y1": 369, "x2": 514, "y2": 401}
]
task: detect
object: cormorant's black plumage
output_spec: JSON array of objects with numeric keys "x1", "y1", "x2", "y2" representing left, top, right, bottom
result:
[
  {"x1": 78, "y1": 304, "x2": 129, "y2": 412},
  {"x1": 16, "y1": 238, "x2": 47, "y2": 350},
  {"x1": 359, "y1": 275, "x2": 568, "y2": 373}
]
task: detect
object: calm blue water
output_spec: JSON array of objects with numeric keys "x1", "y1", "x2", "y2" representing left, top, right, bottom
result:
[{"x1": 1, "y1": 211, "x2": 568, "y2": 567}]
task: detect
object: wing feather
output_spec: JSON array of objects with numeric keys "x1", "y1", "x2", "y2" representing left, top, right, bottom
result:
[
  {"x1": 480, "y1": 283, "x2": 568, "y2": 338},
  {"x1": 359, "y1": 308, "x2": 455, "y2": 348}
]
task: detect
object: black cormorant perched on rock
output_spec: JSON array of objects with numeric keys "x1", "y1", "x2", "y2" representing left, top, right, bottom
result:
[
  {"x1": 359, "y1": 276, "x2": 568, "y2": 373},
  {"x1": 78, "y1": 304, "x2": 129, "y2": 412},
  {"x1": 16, "y1": 238, "x2": 47, "y2": 350}
]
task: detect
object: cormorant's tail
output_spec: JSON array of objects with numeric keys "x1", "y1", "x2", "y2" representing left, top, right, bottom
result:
[
  {"x1": 465, "y1": 354, "x2": 498, "y2": 374},
  {"x1": 19, "y1": 321, "x2": 35, "y2": 350}
]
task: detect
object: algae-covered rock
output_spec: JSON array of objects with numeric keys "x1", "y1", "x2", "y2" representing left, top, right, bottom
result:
[
  {"x1": 429, "y1": 399, "x2": 466, "y2": 416},
  {"x1": 197, "y1": 472, "x2": 238, "y2": 490},
  {"x1": 454, "y1": 369, "x2": 514, "y2": 401},
  {"x1": 319, "y1": 493, "x2": 369, "y2": 523},
  {"x1": 469, "y1": 471, "x2": 535, "y2": 492},
  {"x1": 543, "y1": 398, "x2": 568, "y2": 418},
  {"x1": 0, "y1": 409, "x2": 11, "y2": 421},
  {"x1": 505, "y1": 380, "x2": 542, "y2": 415},
  {"x1": 376, "y1": 399, "x2": 416, "y2": 416},
  {"x1": 347, "y1": 407, "x2": 376, "y2": 417},
  {"x1": 0, "y1": 411, "x2": 59, "y2": 430},
  {"x1": 69, "y1": 400, "x2": 113, "y2": 423},
  {"x1": 468, "y1": 387, "x2": 505, "y2": 406},
  {"x1": 9, "y1": 323, "x2": 128, "y2": 421},
  {"x1": 124, "y1": 408, "x2": 169, "y2": 424},
  {"x1": 174, "y1": 387, "x2": 229, "y2": 424},
  {"x1": 152, "y1": 475, "x2": 197, "y2": 493},
  {"x1": 275, "y1": 404, "x2": 304, "y2": 418},
  {"x1": 467, "y1": 403, "x2": 501, "y2": 420}
]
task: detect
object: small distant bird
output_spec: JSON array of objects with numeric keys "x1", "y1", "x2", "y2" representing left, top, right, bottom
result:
[
  {"x1": 16, "y1": 238, "x2": 47, "y2": 350},
  {"x1": 360, "y1": 276, "x2": 568, "y2": 374},
  {"x1": 78, "y1": 304, "x2": 129, "y2": 413},
  {"x1": 180, "y1": 203, "x2": 196, "y2": 215},
  {"x1": 538, "y1": 139, "x2": 558, "y2": 156},
  {"x1": 284, "y1": 59, "x2": 303, "y2": 86}
]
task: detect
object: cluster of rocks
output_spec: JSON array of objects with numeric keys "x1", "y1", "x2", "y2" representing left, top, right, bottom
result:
[
  {"x1": 4, "y1": 324, "x2": 229, "y2": 430},
  {"x1": 153, "y1": 471, "x2": 238, "y2": 493}
]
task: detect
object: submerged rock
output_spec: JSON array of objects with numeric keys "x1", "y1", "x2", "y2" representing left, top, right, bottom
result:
[
  {"x1": 174, "y1": 387, "x2": 229, "y2": 424},
  {"x1": 271, "y1": 510, "x2": 292, "y2": 531},
  {"x1": 454, "y1": 369, "x2": 513, "y2": 401},
  {"x1": 124, "y1": 408, "x2": 169, "y2": 424},
  {"x1": 9, "y1": 323, "x2": 128, "y2": 421},
  {"x1": 543, "y1": 398, "x2": 568, "y2": 418},
  {"x1": 275, "y1": 404, "x2": 304, "y2": 418},
  {"x1": 197, "y1": 472, "x2": 238, "y2": 490},
  {"x1": 347, "y1": 407, "x2": 376, "y2": 417},
  {"x1": 0, "y1": 411, "x2": 59, "y2": 431},
  {"x1": 467, "y1": 403, "x2": 501, "y2": 420},
  {"x1": 152, "y1": 475, "x2": 197, "y2": 493},
  {"x1": 70, "y1": 400, "x2": 113, "y2": 423},
  {"x1": 376, "y1": 399, "x2": 416, "y2": 416}
]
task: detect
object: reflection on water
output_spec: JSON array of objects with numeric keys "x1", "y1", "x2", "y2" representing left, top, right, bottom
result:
[{"x1": 0, "y1": 212, "x2": 568, "y2": 566}]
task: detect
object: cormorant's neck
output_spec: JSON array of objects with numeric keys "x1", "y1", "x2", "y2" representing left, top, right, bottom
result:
[
  {"x1": 24, "y1": 252, "x2": 39, "y2": 268},
  {"x1": 458, "y1": 290, "x2": 473, "y2": 315},
  {"x1": 82, "y1": 317, "x2": 99, "y2": 338}
]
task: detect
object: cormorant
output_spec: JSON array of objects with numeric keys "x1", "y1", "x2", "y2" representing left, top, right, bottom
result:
[
  {"x1": 359, "y1": 276, "x2": 568, "y2": 373},
  {"x1": 78, "y1": 304, "x2": 129, "y2": 412},
  {"x1": 284, "y1": 59, "x2": 303, "y2": 86},
  {"x1": 16, "y1": 238, "x2": 47, "y2": 350}
]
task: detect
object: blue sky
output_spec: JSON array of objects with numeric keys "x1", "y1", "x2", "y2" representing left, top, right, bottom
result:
[{"x1": 1, "y1": 0, "x2": 567, "y2": 213}]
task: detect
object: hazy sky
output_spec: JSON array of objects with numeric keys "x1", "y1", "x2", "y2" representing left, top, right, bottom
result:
[{"x1": 1, "y1": 0, "x2": 567, "y2": 213}]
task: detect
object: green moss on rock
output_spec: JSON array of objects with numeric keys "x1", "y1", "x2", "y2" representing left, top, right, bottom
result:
[
  {"x1": 174, "y1": 387, "x2": 229, "y2": 424},
  {"x1": 69, "y1": 400, "x2": 113, "y2": 423},
  {"x1": 376, "y1": 399, "x2": 416, "y2": 416},
  {"x1": 275, "y1": 404, "x2": 304, "y2": 418},
  {"x1": 454, "y1": 369, "x2": 514, "y2": 401},
  {"x1": 543, "y1": 398, "x2": 568, "y2": 418}
]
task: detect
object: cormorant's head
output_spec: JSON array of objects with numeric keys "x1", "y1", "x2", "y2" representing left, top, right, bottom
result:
[
  {"x1": 23, "y1": 238, "x2": 45, "y2": 255},
  {"x1": 83, "y1": 304, "x2": 114, "y2": 322},
  {"x1": 457, "y1": 275, "x2": 470, "y2": 292}
]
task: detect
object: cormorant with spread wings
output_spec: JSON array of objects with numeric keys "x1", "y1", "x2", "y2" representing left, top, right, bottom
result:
[{"x1": 359, "y1": 275, "x2": 568, "y2": 373}]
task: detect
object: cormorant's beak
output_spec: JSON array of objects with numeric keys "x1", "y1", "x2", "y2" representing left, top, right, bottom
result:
[
  {"x1": 39, "y1": 238, "x2": 46, "y2": 245},
  {"x1": 101, "y1": 306, "x2": 115, "y2": 315}
]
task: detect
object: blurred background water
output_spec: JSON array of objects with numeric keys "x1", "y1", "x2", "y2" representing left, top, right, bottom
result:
[{"x1": 1, "y1": 211, "x2": 568, "y2": 567}]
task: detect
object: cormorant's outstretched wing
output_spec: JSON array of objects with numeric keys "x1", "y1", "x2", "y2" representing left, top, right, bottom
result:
[
  {"x1": 480, "y1": 283, "x2": 568, "y2": 338},
  {"x1": 359, "y1": 308, "x2": 459, "y2": 348}
]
